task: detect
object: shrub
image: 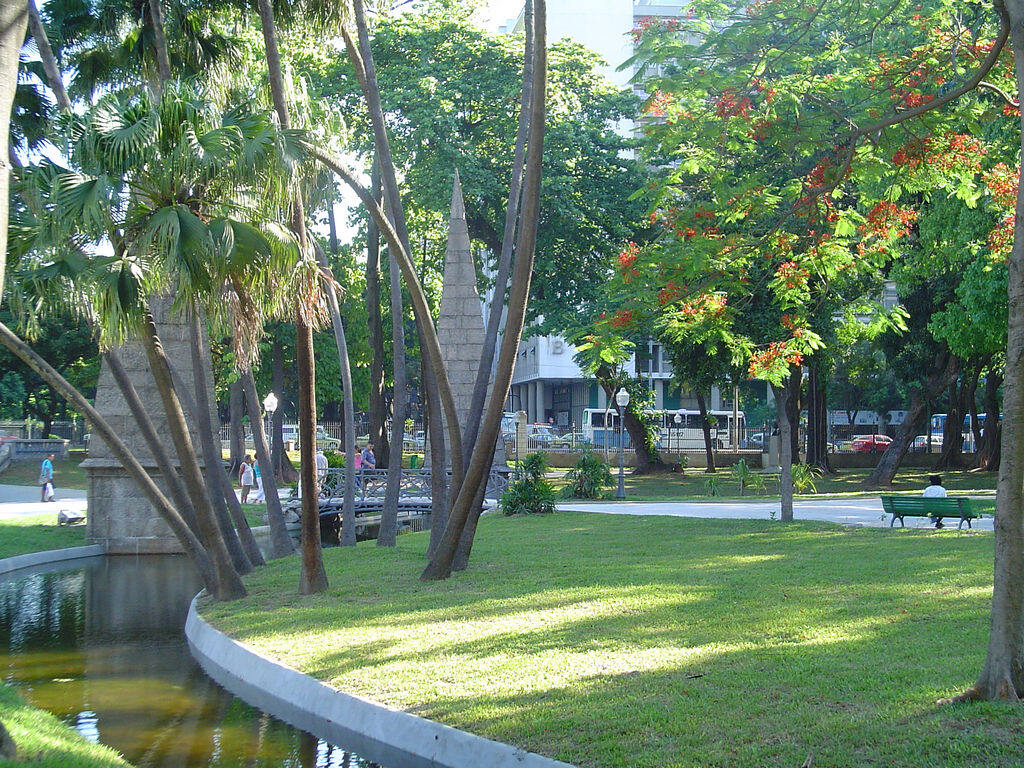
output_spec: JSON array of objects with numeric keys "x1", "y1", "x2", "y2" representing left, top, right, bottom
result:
[
  {"x1": 792, "y1": 463, "x2": 823, "y2": 494},
  {"x1": 324, "y1": 449, "x2": 345, "y2": 468},
  {"x1": 563, "y1": 450, "x2": 613, "y2": 499},
  {"x1": 704, "y1": 474, "x2": 723, "y2": 497},
  {"x1": 503, "y1": 451, "x2": 556, "y2": 515}
]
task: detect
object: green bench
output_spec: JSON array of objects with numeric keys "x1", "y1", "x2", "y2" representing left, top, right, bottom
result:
[{"x1": 880, "y1": 496, "x2": 979, "y2": 529}]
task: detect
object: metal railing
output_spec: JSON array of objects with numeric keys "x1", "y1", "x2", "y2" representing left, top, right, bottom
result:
[
  {"x1": 313, "y1": 467, "x2": 511, "y2": 506},
  {"x1": 0, "y1": 443, "x2": 11, "y2": 475}
]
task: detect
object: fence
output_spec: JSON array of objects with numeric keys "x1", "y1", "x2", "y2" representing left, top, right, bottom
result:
[
  {"x1": 219, "y1": 420, "x2": 427, "y2": 452},
  {"x1": 519, "y1": 425, "x2": 770, "y2": 455},
  {"x1": 0, "y1": 420, "x2": 88, "y2": 447}
]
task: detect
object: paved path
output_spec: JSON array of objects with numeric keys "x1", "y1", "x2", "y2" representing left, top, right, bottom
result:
[
  {"x1": 0, "y1": 484, "x2": 88, "y2": 519},
  {"x1": 557, "y1": 496, "x2": 995, "y2": 531}
]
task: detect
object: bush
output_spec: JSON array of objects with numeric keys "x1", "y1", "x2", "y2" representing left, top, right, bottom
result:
[
  {"x1": 704, "y1": 474, "x2": 724, "y2": 496},
  {"x1": 792, "y1": 463, "x2": 823, "y2": 494},
  {"x1": 503, "y1": 451, "x2": 556, "y2": 515},
  {"x1": 563, "y1": 450, "x2": 613, "y2": 499},
  {"x1": 324, "y1": 449, "x2": 345, "y2": 468}
]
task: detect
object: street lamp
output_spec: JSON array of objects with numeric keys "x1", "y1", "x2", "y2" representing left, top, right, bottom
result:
[
  {"x1": 615, "y1": 388, "x2": 630, "y2": 499},
  {"x1": 674, "y1": 411, "x2": 682, "y2": 452},
  {"x1": 263, "y1": 392, "x2": 278, "y2": 459},
  {"x1": 513, "y1": 411, "x2": 524, "y2": 476}
]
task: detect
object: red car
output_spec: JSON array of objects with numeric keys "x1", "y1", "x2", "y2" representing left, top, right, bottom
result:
[{"x1": 851, "y1": 434, "x2": 892, "y2": 453}]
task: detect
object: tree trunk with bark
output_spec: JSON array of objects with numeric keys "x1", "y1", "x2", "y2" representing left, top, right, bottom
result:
[
  {"x1": 786, "y1": 366, "x2": 801, "y2": 463},
  {"x1": 365, "y1": 159, "x2": 390, "y2": 468},
  {"x1": 315, "y1": 243, "x2": 357, "y2": 547},
  {"x1": 0, "y1": 320, "x2": 229, "y2": 596},
  {"x1": 138, "y1": 310, "x2": 246, "y2": 595},
  {"x1": 696, "y1": 392, "x2": 716, "y2": 473},
  {"x1": 866, "y1": 351, "x2": 958, "y2": 487},
  {"x1": 979, "y1": 368, "x2": 1003, "y2": 471},
  {"x1": 188, "y1": 312, "x2": 264, "y2": 569},
  {"x1": 805, "y1": 360, "x2": 833, "y2": 472},
  {"x1": 229, "y1": 378, "x2": 245, "y2": 473},
  {"x1": 378, "y1": 246, "x2": 406, "y2": 548},
  {"x1": 27, "y1": 0, "x2": 70, "y2": 110},
  {"x1": 771, "y1": 383, "x2": 794, "y2": 523},
  {"x1": 0, "y1": 0, "x2": 28, "y2": 294},
  {"x1": 945, "y1": 13, "x2": 1024, "y2": 702},
  {"x1": 256, "y1": 0, "x2": 327, "y2": 594},
  {"x1": 424, "y1": 362, "x2": 448, "y2": 559},
  {"x1": 270, "y1": 336, "x2": 296, "y2": 483},
  {"x1": 935, "y1": 370, "x2": 968, "y2": 470},
  {"x1": 241, "y1": 370, "x2": 293, "y2": 558},
  {"x1": 146, "y1": 0, "x2": 172, "y2": 85}
]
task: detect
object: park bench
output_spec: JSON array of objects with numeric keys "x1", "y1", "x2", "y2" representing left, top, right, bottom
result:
[{"x1": 880, "y1": 495, "x2": 979, "y2": 529}]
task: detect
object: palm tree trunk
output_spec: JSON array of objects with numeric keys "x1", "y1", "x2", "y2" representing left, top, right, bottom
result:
[
  {"x1": 139, "y1": 309, "x2": 248, "y2": 588},
  {"x1": 0, "y1": 0, "x2": 27, "y2": 295},
  {"x1": 378, "y1": 247, "x2": 406, "y2": 547},
  {"x1": 27, "y1": 0, "x2": 70, "y2": 110},
  {"x1": 0, "y1": 321, "x2": 230, "y2": 596},
  {"x1": 365, "y1": 159, "x2": 390, "y2": 467},
  {"x1": 772, "y1": 383, "x2": 794, "y2": 523},
  {"x1": 147, "y1": 0, "x2": 172, "y2": 84},
  {"x1": 420, "y1": 0, "x2": 548, "y2": 581},
  {"x1": 270, "y1": 335, "x2": 296, "y2": 482},
  {"x1": 461, "y1": 0, "x2": 534, "y2": 463},
  {"x1": 342, "y1": 5, "x2": 464, "y2": 492},
  {"x1": 315, "y1": 242, "x2": 357, "y2": 547},
  {"x1": 256, "y1": 0, "x2": 327, "y2": 594},
  {"x1": 104, "y1": 350, "x2": 200, "y2": 537},
  {"x1": 229, "y1": 378, "x2": 244, "y2": 473},
  {"x1": 424, "y1": 361, "x2": 448, "y2": 559},
  {"x1": 241, "y1": 370, "x2": 293, "y2": 558},
  {"x1": 188, "y1": 311, "x2": 264, "y2": 567}
]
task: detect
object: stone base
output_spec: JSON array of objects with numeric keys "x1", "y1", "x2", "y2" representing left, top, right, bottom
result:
[{"x1": 81, "y1": 458, "x2": 184, "y2": 554}]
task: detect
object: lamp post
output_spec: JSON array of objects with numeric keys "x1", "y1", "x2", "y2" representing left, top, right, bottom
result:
[
  {"x1": 674, "y1": 411, "x2": 682, "y2": 452},
  {"x1": 263, "y1": 391, "x2": 278, "y2": 465},
  {"x1": 615, "y1": 388, "x2": 630, "y2": 499},
  {"x1": 513, "y1": 411, "x2": 523, "y2": 477}
]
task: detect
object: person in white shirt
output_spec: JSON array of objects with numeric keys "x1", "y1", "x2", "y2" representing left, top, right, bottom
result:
[
  {"x1": 315, "y1": 448, "x2": 328, "y2": 480},
  {"x1": 922, "y1": 474, "x2": 947, "y2": 528}
]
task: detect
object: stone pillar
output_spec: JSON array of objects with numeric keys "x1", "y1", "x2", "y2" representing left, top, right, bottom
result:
[
  {"x1": 81, "y1": 297, "x2": 218, "y2": 553},
  {"x1": 435, "y1": 171, "x2": 506, "y2": 467},
  {"x1": 534, "y1": 380, "x2": 544, "y2": 424}
]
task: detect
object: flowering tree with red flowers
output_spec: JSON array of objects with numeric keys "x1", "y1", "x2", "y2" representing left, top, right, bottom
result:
[{"x1": 605, "y1": 0, "x2": 1024, "y2": 705}]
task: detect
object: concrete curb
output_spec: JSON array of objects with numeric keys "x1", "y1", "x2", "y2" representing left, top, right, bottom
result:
[
  {"x1": 186, "y1": 597, "x2": 577, "y2": 768},
  {"x1": 0, "y1": 544, "x2": 105, "y2": 576}
]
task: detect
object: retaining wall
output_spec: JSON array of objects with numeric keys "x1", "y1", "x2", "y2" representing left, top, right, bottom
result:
[{"x1": 186, "y1": 599, "x2": 577, "y2": 768}]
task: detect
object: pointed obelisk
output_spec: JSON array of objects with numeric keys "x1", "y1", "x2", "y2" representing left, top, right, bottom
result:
[{"x1": 434, "y1": 171, "x2": 505, "y2": 468}]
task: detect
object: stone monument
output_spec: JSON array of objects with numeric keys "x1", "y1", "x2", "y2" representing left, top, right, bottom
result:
[
  {"x1": 81, "y1": 297, "x2": 218, "y2": 553},
  {"x1": 433, "y1": 171, "x2": 506, "y2": 467}
]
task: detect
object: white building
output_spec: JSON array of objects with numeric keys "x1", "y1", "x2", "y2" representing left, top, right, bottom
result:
[{"x1": 503, "y1": 2, "x2": 702, "y2": 427}]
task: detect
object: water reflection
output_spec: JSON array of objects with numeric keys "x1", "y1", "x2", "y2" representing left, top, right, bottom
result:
[{"x1": 0, "y1": 556, "x2": 379, "y2": 768}]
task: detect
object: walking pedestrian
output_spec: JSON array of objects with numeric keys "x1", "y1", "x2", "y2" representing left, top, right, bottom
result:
[
  {"x1": 39, "y1": 453, "x2": 56, "y2": 502},
  {"x1": 239, "y1": 455, "x2": 254, "y2": 504}
]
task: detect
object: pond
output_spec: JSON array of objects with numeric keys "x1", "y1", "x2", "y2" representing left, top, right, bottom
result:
[{"x1": 0, "y1": 555, "x2": 382, "y2": 767}]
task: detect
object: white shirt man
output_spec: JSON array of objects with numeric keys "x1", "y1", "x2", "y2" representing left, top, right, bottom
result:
[
  {"x1": 315, "y1": 449, "x2": 328, "y2": 479},
  {"x1": 922, "y1": 475, "x2": 947, "y2": 498}
]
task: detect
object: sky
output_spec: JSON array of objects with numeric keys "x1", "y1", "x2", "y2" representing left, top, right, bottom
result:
[{"x1": 481, "y1": 0, "x2": 525, "y2": 31}]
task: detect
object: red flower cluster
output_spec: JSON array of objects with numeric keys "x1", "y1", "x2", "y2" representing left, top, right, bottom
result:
[
  {"x1": 644, "y1": 90, "x2": 674, "y2": 118},
  {"x1": 610, "y1": 309, "x2": 634, "y2": 328},
  {"x1": 630, "y1": 16, "x2": 680, "y2": 43},
  {"x1": 984, "y1": 162, "x2": 1018, "y2": 210},
  {"x1": 715, "y1": 89, "x2": 752, "y2": 119},
  {"x1": 775, "y1": 260, "x2": 809, "y2": 290},
  {"x1": 617, "y1": 241, "x2": 639, "y2": 271},
  {"x1": 927, "y1": 133, "x2": 985, "y2": 174},
  {"x1": 678, "y1": 293, "x2": 727, "y2": 318},
  {"x1": 658, "y1": 282, "x2": 681, "y2": 305},
  {"x1": 862, "y1": 201, "x2": 917, "y2": 241},
  {"x1": 748, "y1": 341, "x2": 802, "y2": 378}
]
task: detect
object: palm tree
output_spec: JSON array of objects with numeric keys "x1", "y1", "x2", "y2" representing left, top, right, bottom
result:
[{"x1": 1, "y1": 0, "x2": 28, "y2": 292}]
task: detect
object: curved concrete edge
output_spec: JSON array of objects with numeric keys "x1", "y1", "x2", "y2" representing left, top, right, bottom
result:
[
  {"x1": 0, "y1": 544, "x2": 105, "y2": 577},
  {"x1": 186, "y1": 597, "x2": 577, "y2": 768}
]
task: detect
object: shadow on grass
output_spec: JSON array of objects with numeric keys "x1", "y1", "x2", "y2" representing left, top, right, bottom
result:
[{"x1": 213, "y1": 514, "x2": 1013, "y2": 768}]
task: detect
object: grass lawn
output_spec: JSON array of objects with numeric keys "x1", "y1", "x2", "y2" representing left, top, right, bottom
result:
[
  {"x1": 0, "y1": 514, "x2": 88, "y2": 559},
  {"x1": 0, "y1": 450, "x2": 89, "y2": 490},
  {"x1": 0, "y1": 684, "x2": 131, "y2": 768},
  {"x1": 201, "y1": 513, "x2": 1020, "y2": 768},
  {"x1": 557, "y1": 466, "x2": 999, "y2": 502}
]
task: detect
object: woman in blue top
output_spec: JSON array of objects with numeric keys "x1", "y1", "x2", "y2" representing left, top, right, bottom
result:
[{"x1": 40, "y1": 453, "x2": 55, "y2": 502}]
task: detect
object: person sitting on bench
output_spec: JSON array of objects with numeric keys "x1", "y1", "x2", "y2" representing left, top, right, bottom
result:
[{"x1": 922, "y1": 474, "x2": 947, "y2": 527}]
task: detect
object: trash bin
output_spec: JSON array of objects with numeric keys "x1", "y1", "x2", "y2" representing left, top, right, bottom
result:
[{"x1": 409, "y1": 454, "x2": 421, "y2": 469}]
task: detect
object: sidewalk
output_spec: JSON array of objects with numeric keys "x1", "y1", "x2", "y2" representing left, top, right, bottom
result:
[
  {"x1": 556, "y1": 497, "x2": 995, "y2": 531},
  {"x1": 0, "y1": 484, "x2": 88, "y2": 519}
]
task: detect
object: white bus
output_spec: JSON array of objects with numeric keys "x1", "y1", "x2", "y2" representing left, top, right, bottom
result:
[{"x1": 581, "y1": 408, "x2": 746, "y2": 451}]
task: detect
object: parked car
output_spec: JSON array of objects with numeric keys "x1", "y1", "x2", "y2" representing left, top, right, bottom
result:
[
  {"x1": 743, "y1": 432, "x2": 766, "y2": 450},
  {"x1": 280, "y1": 424, "x2": 341, "y2": 449},
  {"x1": 526, "y1": 424, "x2": 558, "y2": 446},
  {"x1": 550, "y1": 431, "x2": 592, "y2": 449},
  {"x1": 909, "y1": 434, "x2": 944, "y2": 453},
  {"x1": 851, "y1": 434, "x2": 893, "y2": 452}
]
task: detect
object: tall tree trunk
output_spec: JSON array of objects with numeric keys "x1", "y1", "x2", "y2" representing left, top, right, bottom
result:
[
  {"x1": 866, "y1": 351, "x2": 958, "y2": 486},
  {"x1": 104, "y1": 350, "x2": 200, "y2": 537},
  {"x1": 786, "y1": 366, "x2": 801, "y2": 462},
  {"x1": 805, "y1": 360, "x2": 834, "y2": 472},
  {"x1": 229, "y1": 377, "x2": 244, "y2": 473},
  {"x1": 979, "y1": 368, "x2": 1003, "y2": 471},
  {"x1": 966, "y1": 356, "x2": 988, "y2": 459},
  {"x1": 315, "y1": 243, "x2": 357, "y2": 547},
  {"x1": 947, "y1": 16, "x2": 1024, "y2": 702},
  {"x1": 461, "y1": 0, "x2": 534, "y2": 463},
  {"x1": 378, "y1": 246, "x2": 406, "y2": 547},
  {"x1": 365, "y1": 159, "x2": 390, "y2": 468},
  {"x1": 696, "y1": 391, "x2": 716, "y2": 473},
  {"x1": 147, "y1": 0, "x2": 172, "y2": 84},
  {"x1": 0, "y1": 0, "x2": 28, "y2": 295},
  {"x1": 771, "y1": 383, "x2": 794, "y2": 523},
  {"x1": 188, "y1": 312, "x2": 264, "y2": 568},
  {"x1": 420, "y1": 0, "x2": 548, "y2": 580},
  {"x1": 241, "y1": 370, "x2": 293, "y2": 558},
  {"x1": 256, "y1": 0, "x2": 327, "y2": 594},
  {"x1": 138, "y1": 310, "x2": 246, "y2": 596},
  {"x1": 0, "y1": 320, "x2": 228, "y2": 596},
  {"x1": 935, "y1": 370, "x2": 967, "y2": 470},
  {"x1": 27, "y1": 0, "x2": 70, "y2": 110},
  {"x1": 342, "y1": 3, "x2": 464, "y2": 491},
  {"x1": 327, "y1": 189, "x2": 340, "y2": 256},
  {"x1": 425, "y1": 362, "x2": 448, "y2": 559},
  {"x1": 595, "y1": 368, "x2": 668, "y2": 473}
]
